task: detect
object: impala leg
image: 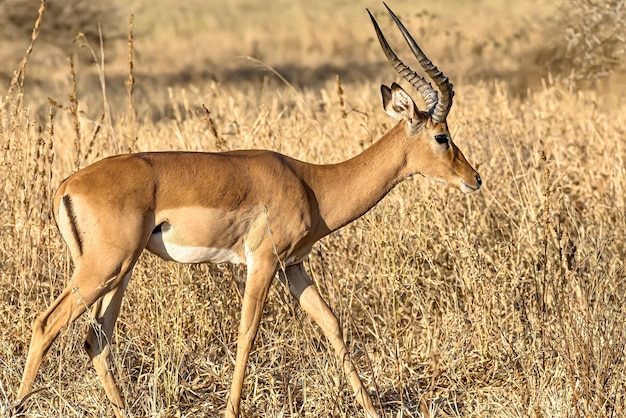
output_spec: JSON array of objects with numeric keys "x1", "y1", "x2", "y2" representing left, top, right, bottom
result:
[
  {"x1": 284, "y1": 263, "x2": 379, "y2": 418},
  {"x1": 83, "y1": 271, "x2": 132, "y2": 418},
  {"x1": 15, "y1": 265, "x2": 115, "y2": 407},
  {"x1": 225, "y1": 258, "x2": 277, "y2": 418}
]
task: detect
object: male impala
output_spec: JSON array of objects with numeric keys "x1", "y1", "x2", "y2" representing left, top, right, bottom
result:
[{"x1": 14, "y1": 4, "x2": 481, "y2": 417}]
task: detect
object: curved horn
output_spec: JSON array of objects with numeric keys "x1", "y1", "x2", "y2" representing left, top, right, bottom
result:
[
  {"x1": 367, "y1": 9, "x2": 438, "y2": 113},
  {"x1": 383, "y1": 3, "x2": 454, "y2": 124}
]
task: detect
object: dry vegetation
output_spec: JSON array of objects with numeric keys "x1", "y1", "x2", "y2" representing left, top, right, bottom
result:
[{"x1": 1, "y1": 0, "x2": 625, "y2": 417}]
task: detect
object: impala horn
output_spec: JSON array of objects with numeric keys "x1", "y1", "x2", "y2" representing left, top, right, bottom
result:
[{"x1": 368, "y1": 3, "x2": 454, "y2": 124}]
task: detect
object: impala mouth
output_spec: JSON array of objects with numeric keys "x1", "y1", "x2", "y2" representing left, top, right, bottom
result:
[
  {"x1": 423, "y1": 175, "x2": 482, "y2": 193},
  {"x1": 460, "y1": 176, "x2": 482, "y2": 193}
]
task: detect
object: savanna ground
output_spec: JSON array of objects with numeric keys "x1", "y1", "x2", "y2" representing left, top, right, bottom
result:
[{"x1": 1, "y1": 0, "x2": 625, "y2": 416}]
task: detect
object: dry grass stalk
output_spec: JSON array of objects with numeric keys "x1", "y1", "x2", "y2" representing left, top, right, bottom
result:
[
  {"x1": 3, "y1": 0, "x2": 46, "y2": 106},
  {"x1": 75, "y1": 26, "x2": 118, "y2": 154},
  {"x1": 126, "y1": 11, "x2": 137, "y2": 154},
  {"x1": 201, "y1": 104, "x2": 226, "y2": 151},
  {"x1": 67, "y1": 56, "x2": 81, "y2": 172},
  {"x1": 336, "y1": 74, "x2": 347, "y2": 119}
]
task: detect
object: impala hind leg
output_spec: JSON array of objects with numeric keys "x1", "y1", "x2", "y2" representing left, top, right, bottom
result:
[
  {"x1": 15, "y1": 265, "x2": 118, "y2": 405},
  {"x1": 83, "y1": 271, "x2": 132, "y2": 418},
  {"x1": 14, "y1": 259, "x2": 138, "y2": 416},
  {"x1": 284, "y1": 263, "x2": 380, "y2": 418}
]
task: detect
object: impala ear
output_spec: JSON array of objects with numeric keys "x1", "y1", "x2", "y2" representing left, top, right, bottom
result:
[{"x1": 381, "y1": 82, "x2": 418, "y2": 122}]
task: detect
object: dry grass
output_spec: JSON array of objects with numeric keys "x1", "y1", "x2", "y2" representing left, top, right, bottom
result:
[
  {"x1": 552, "y1": 0, "x2": 626, "y2": 85},
  {"x1": 1, "y1": 1, "x2": 626, "y2": 417}
]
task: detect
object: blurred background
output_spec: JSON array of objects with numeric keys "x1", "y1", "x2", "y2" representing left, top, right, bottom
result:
[{"x1": 2, "y1": 0, "x2": 625, "y2": 115}]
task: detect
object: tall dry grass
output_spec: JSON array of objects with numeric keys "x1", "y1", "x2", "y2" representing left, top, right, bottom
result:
[{"x1": 1, "y1": 1, "x2": 625, "y2": 417}]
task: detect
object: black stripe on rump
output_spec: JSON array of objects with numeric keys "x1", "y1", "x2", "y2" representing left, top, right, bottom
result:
[{"x1": 62, "y1": 195, "x2": 83, "y2": 256}]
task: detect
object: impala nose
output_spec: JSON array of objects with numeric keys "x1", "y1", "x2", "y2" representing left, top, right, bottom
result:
[{"x1": 476, "y1": 174, "x2": 482, "y2": 189}]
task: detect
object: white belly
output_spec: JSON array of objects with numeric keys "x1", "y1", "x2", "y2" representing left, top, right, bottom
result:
[{"x1": 146, "y1": 230, "x2": 244, "y2": 265}]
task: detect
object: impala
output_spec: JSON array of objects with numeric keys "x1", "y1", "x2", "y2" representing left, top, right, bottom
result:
[{"x1": 14, "y1": 4, "x2": 481, "y2": 417}]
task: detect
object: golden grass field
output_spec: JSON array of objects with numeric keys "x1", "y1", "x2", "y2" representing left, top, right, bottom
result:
[{"x1": 1, "y1": 0, "x2": 625, "y2": 416}]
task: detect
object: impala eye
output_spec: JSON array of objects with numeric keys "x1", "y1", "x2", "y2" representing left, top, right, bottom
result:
[{"x1": 435, "y1": 134, "x2": 449, "y2": 145}]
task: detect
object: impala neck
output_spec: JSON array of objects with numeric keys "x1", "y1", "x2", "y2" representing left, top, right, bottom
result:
[{"x1": 310, "y1": 122, "x2": 410, "y2": 234}]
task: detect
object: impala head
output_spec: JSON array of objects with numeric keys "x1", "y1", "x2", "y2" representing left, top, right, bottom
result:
[{"x1": 369, "y1": 3, "x2": 482, "y2": 193}]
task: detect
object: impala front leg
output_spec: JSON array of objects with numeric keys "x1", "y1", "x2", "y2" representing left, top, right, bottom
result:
[
  {"x1": 225, "y1": 257, "x2": 278, "y2": 418},
  {"x1": 284, "y1": 263, "x2": 380, "y2": 418}
]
